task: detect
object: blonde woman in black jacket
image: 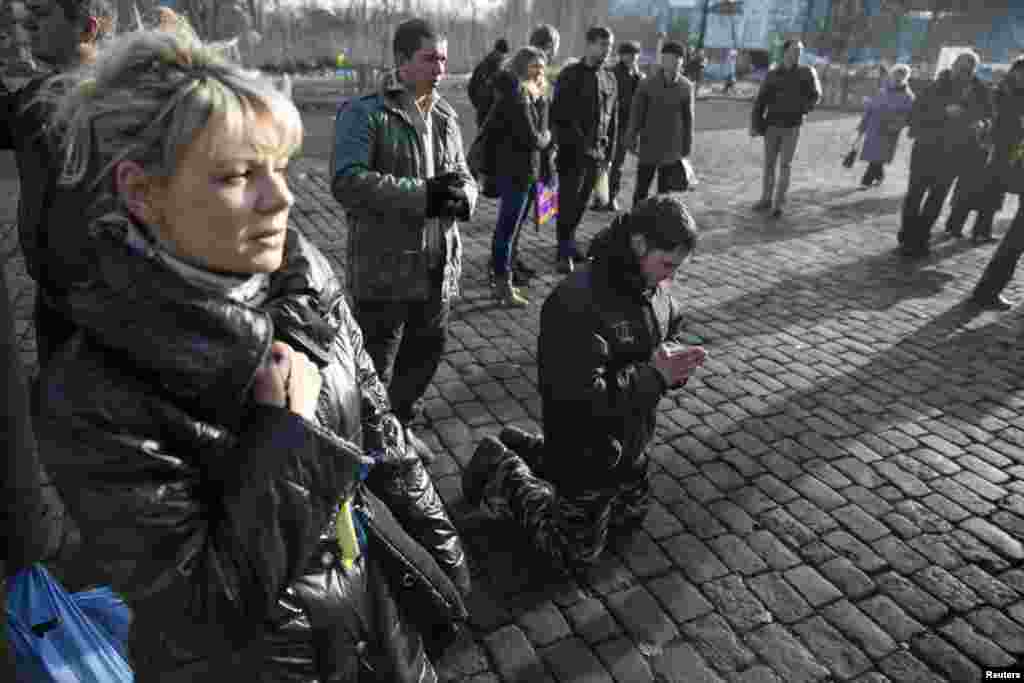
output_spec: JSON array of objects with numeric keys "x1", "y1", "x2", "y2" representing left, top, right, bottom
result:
[{"x1": 32, "y1": 14, "x2": 468, "y2": 682}]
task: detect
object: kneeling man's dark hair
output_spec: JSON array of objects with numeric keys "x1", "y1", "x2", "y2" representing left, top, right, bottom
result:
[
  {"x1": 586, "y1": 26, "x2": 613, "y2": 43},
  {"x1": 625, "y1": 194, "x2": 698, "y2": 253}
]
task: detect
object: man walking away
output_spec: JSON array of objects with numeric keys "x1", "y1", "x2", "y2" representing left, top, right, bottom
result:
[
  {"x1": 463, "y1": 195, "x2": 706, "y2": 573},
  {"x1": 602, "y1": 39, "x2": 643, "y2": 212},
  {"x1": 626, "y1": 40, "x2": 694, "y2": 206},
  {"x1": 750, "y1": 39, "x2": 821, "y2": 218},
  {"x1": 550, "y1": 25, "x2": 618, "y2": 274},
  {"x1": 899, "y1": 50, "x2": 991, "y2": 259},
  {"x1": 333, "y1": 19, "x2": 478, "y2": 463},
  {"x1": 468, "y1": 37, "x2": 509, "y2": 128}
]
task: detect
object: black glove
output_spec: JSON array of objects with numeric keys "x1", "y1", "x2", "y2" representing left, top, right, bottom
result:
[
  {"x1": 426, "y1": 172, "x2": 467, "y2": 218},
  {"x1": 442, "y1": 197, "x2": 471, "y2": 221}
]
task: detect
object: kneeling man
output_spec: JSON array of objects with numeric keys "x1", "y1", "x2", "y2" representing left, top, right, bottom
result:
[{"x1": 463, "y1": 195, "x2": 706, "y2": 571}]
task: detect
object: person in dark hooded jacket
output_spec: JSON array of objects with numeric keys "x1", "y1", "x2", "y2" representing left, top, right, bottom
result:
[
  {"x1": 0, "y1": 0, "x2": 114, "y2": 367},
  {"x1": 899, "y1": 50, "x2": 993, "y2": 259},
  {"x1": 463, "y1": 195, "x2": 706, "y2": 572},
  {"x1": 33, "y1": 19, "x2": 468, "y2": 682},
  {"x1": 969, "y1": 56, "x2": 1024, "y2": 310}
]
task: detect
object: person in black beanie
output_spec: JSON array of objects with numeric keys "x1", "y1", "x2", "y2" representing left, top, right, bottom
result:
[
  {"x1": 599, "y1": 39, "x2": 643, "y2": 212},
  {"x1": 468, "y1": 37, "x2": 510, "y2": 127},
  {"x1": 550, "y1": 25, "x2": 618, "y2": 274}
]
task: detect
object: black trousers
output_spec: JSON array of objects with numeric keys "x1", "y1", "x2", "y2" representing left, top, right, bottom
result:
[
  {"x1": 607, "y1": 134, "x2": 630, "y2": 202},
  {"x1": 861, "y1": 162, "x2": 885, "y2": 186},
  {"x1": 633, "y1": 160, "x2": 688, "y2": 205},
  {"x1": 556, "y1": 151, "x2": 601, "y2": 257},
  {"x1": 354, "y1": 271, "x2": 449, "y2": 424},
  {"x1": 973, "y1": 202, "x2": 1024, "y2": 301},
  {"x1": 899, "y1": 144, "x2": 957, "y2": 252},
  {"x1": 34, "y1": 289, "x2": 77, "y2": 369}
]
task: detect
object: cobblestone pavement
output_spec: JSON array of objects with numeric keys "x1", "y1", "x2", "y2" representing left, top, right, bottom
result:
[{"x1": 5, "y1": 112, "x2": 1024, "y2": 682}]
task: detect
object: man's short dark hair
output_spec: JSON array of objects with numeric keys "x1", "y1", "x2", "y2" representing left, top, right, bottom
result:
[
  {"x1": 1012, "y1": 55, "x2": 1024, "y2": 73},
  {"x1": 618, "y1": 41, "x2": 641, "y2": 56},
  {"x1": 394, "y1": 19, "x2": 442, "y2": 64},
  {"x1": 624, "y1": 194, "x2": 698, "y2": 253},
  {"x1": 494, "y1": 38, "x2": 510, "y2": 54},
  {"x1": 782, "y1": 39, "x2": 802, "y2": 52},
  {"x1": 529, "y1": 24, "x2": 559, "y2": 51},
  {"x1": 586, "y1": 26, "x2": 613, "y2": 44},
  {"x1": 661, "y1": 41, "x2": 686, "y2": 57},
  {"x1": 57, "y1": 0, "x2": 113, "y2": 23}
]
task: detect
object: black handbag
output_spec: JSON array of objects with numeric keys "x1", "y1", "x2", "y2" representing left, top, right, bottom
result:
[{"x1": 842, "y1": 146, "x2": 858, "y2": 169}]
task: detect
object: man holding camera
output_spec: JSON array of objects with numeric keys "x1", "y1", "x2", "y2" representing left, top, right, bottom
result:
[
  {"x1": 464, "y1": 195, "x2": 706, "y2": 572},
  {"x1": 333, "y1": 19, "x2": 477, "y2": 462}
]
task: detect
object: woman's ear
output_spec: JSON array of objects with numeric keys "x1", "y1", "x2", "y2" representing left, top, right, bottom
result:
[{"x1": 114, "y1": 161, "x2": 160, "y2": 226}]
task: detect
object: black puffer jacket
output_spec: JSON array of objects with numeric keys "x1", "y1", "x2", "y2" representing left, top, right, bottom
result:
[
  {"x1": 489, "y1": 78, "x2": 550, "y2": 190},
  {"x1": 35, "y1": 207, "x2": 470, "y2": 682},
  {"x1": 537, "y1": 222, "x2": 689, "y2": 495}
]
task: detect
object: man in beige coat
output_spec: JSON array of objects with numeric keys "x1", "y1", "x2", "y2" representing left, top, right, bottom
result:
[{"x1": 625, "y1": 40, "x2": 694, "y2": 206}]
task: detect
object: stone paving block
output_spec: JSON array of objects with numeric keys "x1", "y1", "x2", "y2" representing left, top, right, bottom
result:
[
  {"x1": 759, "y1": 506, "x2": 817, "y2": 548},
  {"x1": 641, "y1": 501, "x2": 684, "y2": 540},
  {"x1": 919, "y1": 493, "x2": 971, "y2": 525},
  {"x1": 747, "y1": 571, "x2": 813, "y2": 624},
  {"x1": 959, "y1": 517, "x2": 1024, "y2": 561},
  {"x1": 912, "y1": 565, "x2": 983, "y2": 613},
  {"x1": 682, "y1": 613, "x2": 757, "y2": 673},
  {"x1": 727, "y1": 666, "x2": 783, "y2": 683},
  {"x1": 672, "y1": 497, "x2": 729, "y2": 539},
  {"x1": 761, "y1": 449, "x2": 809, "y2": 481},
  {"x1": 857, "y1": 595, "x2": 926, "y2": 645},
  {"x1": 822, "y1": 599, "x2": 897, "y2": 660},
  {"x1": 539, "y1": 636, "x2": 613, "y2": 683},
  {"x1": 793, "y1": 616, "x2": 872, "y2": 681},
  {"x1": 968, "y1": 606, "x2": 1024, "y2": 655},
  {"x1": 785, "y1": 498, "x2": 839, "y2": 535},
  {"x1": 823, "y1": 530, "x2": 888, "y2": 573},
  {"x1": 483, "y1": 625, "x2": 547, "y2": 683},
  {"x1": 745, "y1": 623, "x2": 831, "y2": 683},
  {"x1": 702, "y1": 575, "x2": 773, "y2": 632},
  {"x1": 593, "y1": 637, "x2": 653, "y2": 683},
  {"x1": 791, "y1": 474, "x2": 848, "y2": 511},
  {"x1": 909, "y1": 632, "x2": 982, "y2": 683},
  {"x1": 651, "y1": 443, "x2": 698, "y2": 480},
  {"x1": 647, "y1": 571, "x2": 714, "y2": 625},
  {"x1": 932, "y1": 478, "x2": 996, "y2": 516},
  {"x1": 877, "y1": 650, "x2": 946, "y2": 683},
  {"x1": 819, "y1": 557, "x2": 876, "y2": 600},
  {"x1": 564, "y1": 598, "x2": 621, "y2": 645},
  {"x1": 731, "y1": 486, "x2": 779, "y2": 517},
  {"x1": 873, "y1": 461, "x2": 930, "y2": 498},
  {"x1": 648, "y1": 639, "x2": 725, "y2": 683},
  {"x1": 436, "y1": 632, "x2": 492, "y2": 682},
  {"x1": 953, "y1": 564, "x2": 1019, "y2": 608},
  {"x1": 881, "y1": 511, "x2": 921, "y2": 539},
  {"x1": 955, "y1": 470, "x2": 1008, "y2": 502},
  {"x1": 605, "y1": 585, "x2": 679, "y2": 650},
  {"x1": 611, "y1": 530, "x2": 672, "y2": 579},
  {"x1": 876, "y1": 572, "x2": 949, "y2": 625},
  {"x1": 745, "y1": 529, "x2": 802, "y2": 571},
  {"x1": 708, "y1": 534, "x2": 768, "y2": 576},
  {"x1": 948, "y1": 529, "x2": 1012, "y2": 572},
  {"x1": 660, "y1": 533, "x2": 730, "y2": 584},
  {"x1": 938, "y1": 617, "x2": 1017, "y2": 669},
  {"x1": 517, "y1": 601, "x2": 572, "y2": 648},
  {"x1": 685, "y1": 474, "x2": 727, "y2": 504},
  {"x1": 872, "y1": 535, "x2": 929, "y2": 575},
  {"x1": 833, "y1": 503, "x2": 891, "y2": 543},
  {"x1": 958, "y1": 453, "x2": 1010, "y2": 484},
  {"x1": 908, "y1": 448, "x2": 961, "y2": 476},
  {"x1": 707, "y1": 500, "x2": 757, "y2": 535},
  {"x1": 784, "y1": 565, "x2": 843, "y2": 608}
]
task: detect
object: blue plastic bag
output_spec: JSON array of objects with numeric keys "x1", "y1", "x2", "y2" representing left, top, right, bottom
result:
[{"x1": 6, "y1": 564, "x2": 133, "y2": 682}]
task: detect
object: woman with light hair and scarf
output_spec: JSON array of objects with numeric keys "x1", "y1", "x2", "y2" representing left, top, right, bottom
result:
[
  {"x1": 31, "y1": 12, "x2": 469, "y2": 682},
  {"x1": 854, "y1": 63, "x2": 915, "y2": 188}
]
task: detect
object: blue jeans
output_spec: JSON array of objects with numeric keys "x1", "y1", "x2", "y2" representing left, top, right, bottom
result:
[{"x1": 492, "y1": 176, "x2": 533, "y2": 277}]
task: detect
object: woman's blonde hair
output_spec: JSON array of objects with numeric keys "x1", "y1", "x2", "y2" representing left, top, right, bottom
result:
[
  {"x1": 889, "y1": 64, "x2": 911, "y2": 84},
  {"x1": 509, "y1": 46, "x2": 548, "y2": 97},
  {"x1": 39, "y1": 10, "x2": 302, "y2": 191}
]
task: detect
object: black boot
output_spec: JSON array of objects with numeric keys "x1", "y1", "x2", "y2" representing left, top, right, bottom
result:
[
  {"x1": 464, "y1": 436, "x2": 515, "y2": 507},
  {"x1": 499, "y1": 426, "x2": 546, "y2": 473}
]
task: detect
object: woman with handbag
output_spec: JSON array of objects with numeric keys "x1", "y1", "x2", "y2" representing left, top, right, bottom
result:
[
  {"x1": 488, "y1": 46, "x2": 553, "y2": 307},
  {"x1": 854, "y1": 64, "x2": 914, "y2": 187},
  {"x1": 31, "y1": 14, "x2": 469, "y2": 682}
]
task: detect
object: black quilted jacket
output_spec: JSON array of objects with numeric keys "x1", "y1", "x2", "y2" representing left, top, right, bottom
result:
[{"x1": 35, "y1": 211, "x2": 469, "y2": 682}]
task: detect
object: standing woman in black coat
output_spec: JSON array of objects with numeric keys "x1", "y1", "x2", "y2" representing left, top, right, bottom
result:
[
  {"x1": 489, "y1": 46, "x2": 553, "y2": 307},
  {"x1": 31, "y1": 12, "x2": 468, "y2": 682}
]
